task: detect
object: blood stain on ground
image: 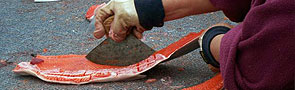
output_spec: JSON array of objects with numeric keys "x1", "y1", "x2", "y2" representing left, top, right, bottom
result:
[
  {"x1": 178, "y1": 67, "x2": 185, "y2": 71},
  {"x1": 23, "y1": 79, "x2": 28, "y2": 84},
  {"x1": 0, "y1": 60, "x2": 14, "y2": 68},
  {"x1": 145, "y1": 79, "x2": 157, "y2": 83},
  {"x1": 102, "y1": 41, "x2": 108, "y2": 44},
  {"x1": 43, "y1": 48, "x2": 48, "y2": 53}
]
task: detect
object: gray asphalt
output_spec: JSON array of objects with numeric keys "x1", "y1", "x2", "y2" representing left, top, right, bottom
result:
[{"x1": 0, "y1": 0, "x2": 236, "y2": 89}]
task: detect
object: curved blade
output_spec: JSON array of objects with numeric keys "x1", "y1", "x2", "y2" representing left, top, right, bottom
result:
[
  {"x1": 86, "y1": 35, "x2": 155, "y2": 66},
  {"x1": 166, "y1": 37, "x2": 200, "y2": 61}
]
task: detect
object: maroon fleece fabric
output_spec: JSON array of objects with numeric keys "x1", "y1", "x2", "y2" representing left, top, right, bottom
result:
[{"x1": 209, "y1": 0, "x2": 295, "y2": 89}]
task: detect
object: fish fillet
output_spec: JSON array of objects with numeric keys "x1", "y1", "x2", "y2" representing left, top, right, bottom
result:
[{"x1": 13, "y1": 31, "x2": 204, "y2": 84}]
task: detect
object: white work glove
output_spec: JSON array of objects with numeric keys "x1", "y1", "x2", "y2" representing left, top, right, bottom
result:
[{"x1": 93, "y1": 0, "x2": 146, "y2": 42}]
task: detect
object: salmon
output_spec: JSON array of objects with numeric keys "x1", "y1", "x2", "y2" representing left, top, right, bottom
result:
[
  {"x1": 85, "y1": 3, "x2": 106, "y2": 21},
  {"x1": 13, "y1": 4, "x2": 223, "y2": 89},
  {"x1": 13, "y1": 31, "x2": 205, "y2": 84}
]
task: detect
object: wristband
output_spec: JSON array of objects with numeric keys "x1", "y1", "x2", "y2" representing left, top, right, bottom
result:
[
  {"x1": 199, "y1": 26, "x2": 230, "y2": 68},
  {"x1": 134, "y1": 0, "x2": 165, "y2": 30}
]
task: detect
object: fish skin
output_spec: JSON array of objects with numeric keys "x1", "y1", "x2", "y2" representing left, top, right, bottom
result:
[
  {"x1": 13, "y1": 54, "x2": 164, "y2": 84},
  {"x1": 13, "y1": 31, "x2": 204, "y2": 84}
]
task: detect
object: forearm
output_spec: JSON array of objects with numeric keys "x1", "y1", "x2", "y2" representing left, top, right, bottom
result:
[
  {"x1": 210, "y1": 34, "x2": 224, "y2": 62},
  {"x1": 163, "y1": 0, "x2": 219, "y2": 21}
]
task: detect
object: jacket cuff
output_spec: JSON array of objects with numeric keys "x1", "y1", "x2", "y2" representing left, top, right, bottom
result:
[{"x1": 134, "y1": 0, "x2": 165, "y2": 30}]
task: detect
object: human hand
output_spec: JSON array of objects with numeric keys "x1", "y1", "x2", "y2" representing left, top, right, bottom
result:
[{"x1": 93, "y1": 0, "x2": 146, "y2": 42}]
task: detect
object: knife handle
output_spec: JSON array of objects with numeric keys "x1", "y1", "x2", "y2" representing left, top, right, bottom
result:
[
  {"x1": 103, "y1": 16, "x2": 133, "y2": 36},
  {"x1": 102, "y1": 16, "x2": 114, "y2": 33}
]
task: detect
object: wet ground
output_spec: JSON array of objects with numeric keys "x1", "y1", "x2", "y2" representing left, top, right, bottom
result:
[{"x1": 0, "y1": 0, "x2": 236, "y2": 89}]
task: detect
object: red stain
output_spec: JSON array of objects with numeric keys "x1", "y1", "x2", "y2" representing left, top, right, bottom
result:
[
  {"x1": 145, "y1": 78, "x2": 157, "y2": 83},
  {"x1": 177, "y1": 68, "x2": 185, "y2": 71},
  {"x1": 136, "y1": 63, "x2": 140, "y2": 72},
  {"x1": 23, "y1": 79, "x2": 28, "y2": 84},
  {"x1": 0, "y1": 60, "x2": 6, "y2": 64},
  {"x1": 30, "y1": 58, "x2": 44, "y2": 65},
  {"x1": 43, "y1": 48, "x2": 48, "y2": 53},
  {"x1": 0, "y1": 60, "x2": 14, "y2": 68},
  {"x1": 102, "y1": 41, "x2": 109, "y2": 44}
]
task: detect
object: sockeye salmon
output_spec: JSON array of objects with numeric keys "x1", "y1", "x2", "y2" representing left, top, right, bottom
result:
[
  {"x1": 13, "y1": 31, "x2": 206, "y2": 84},
  {"x1": 13, "y1": 4, "x2": 224, "y2": 89}
]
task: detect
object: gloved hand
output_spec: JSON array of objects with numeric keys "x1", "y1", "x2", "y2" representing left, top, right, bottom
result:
[
  {"x1": 93, "y1": 0, "x2": 165, "y2": 42},
  {"x1": 93, "y1": 0, "x2": 145, "y2": 42}
]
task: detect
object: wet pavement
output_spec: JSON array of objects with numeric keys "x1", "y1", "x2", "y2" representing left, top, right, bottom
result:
[{"x1": 0, "y1": 0, "x2": 236, "y2": 89}]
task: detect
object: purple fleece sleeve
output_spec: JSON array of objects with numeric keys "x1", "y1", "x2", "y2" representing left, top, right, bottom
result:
[
  {"x1": 209, "y1": 0, "x2": 295, "y2": 89},
  {"x1": 210, "y1": 0, "x2": 251, "y2": 22}
]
